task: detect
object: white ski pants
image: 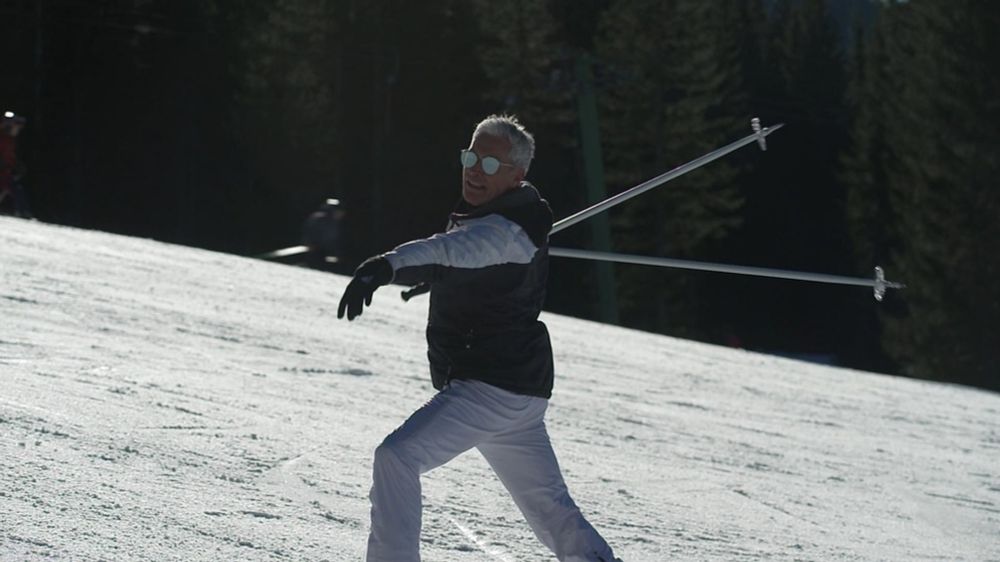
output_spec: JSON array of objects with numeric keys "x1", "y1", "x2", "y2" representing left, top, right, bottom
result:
[{"x1": 365, "y1": 379, "x2": 616, "y2": 562}]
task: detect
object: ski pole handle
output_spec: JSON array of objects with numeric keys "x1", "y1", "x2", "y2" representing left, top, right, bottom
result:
[
  {"x1": 752, "y1": 117, "x2": 768, "y2": 151},
  {"x1": 401, "y1": 283, "x2": 430, "y2": 301}
]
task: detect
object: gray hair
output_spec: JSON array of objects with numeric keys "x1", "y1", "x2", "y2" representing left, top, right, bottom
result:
[{"x1": 472, "y1": 114, "x2": 535, "y2": 173}]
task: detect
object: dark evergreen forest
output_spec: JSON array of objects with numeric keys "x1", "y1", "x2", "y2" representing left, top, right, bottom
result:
[{"x1": 1, "y1": 0, "x2": 996, "y2": 391}]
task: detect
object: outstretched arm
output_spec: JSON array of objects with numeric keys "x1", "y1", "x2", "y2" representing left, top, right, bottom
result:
[
  {"x1": 336, "y1": 213, "x2": 541, "y2": 321},
  {"x1": 383, "y1": 214, "x2": 539, "y2": 286}
]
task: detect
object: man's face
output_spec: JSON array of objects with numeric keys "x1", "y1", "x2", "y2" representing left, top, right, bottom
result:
[{"x1": 461, "y1": 133, "x2": 524, "y2": 207}]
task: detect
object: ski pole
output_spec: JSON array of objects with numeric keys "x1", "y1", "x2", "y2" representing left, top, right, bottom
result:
[
  {"x1": 401, "y1": 282, "x2": 428, "y2": 301},
  {"x1": 551, "y1": 119, "x2": 783, "y2": 235},
  {"x1": 549, "y1": 247, "x2": 905, "y2": 301}
]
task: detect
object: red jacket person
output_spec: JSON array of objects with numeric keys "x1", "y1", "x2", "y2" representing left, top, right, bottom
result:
[{"x1": 0, "y1": 111, "x2": 31, "y2": 218}]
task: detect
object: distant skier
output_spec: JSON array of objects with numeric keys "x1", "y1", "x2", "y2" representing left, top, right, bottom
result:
[
  {"x1": 0, "y1": 111, "x2": 31, "y2": 218},
  {"x1": 302, "y1": 198, "x2": 347, "y2": 271},
  {"x1": 338, "y1": 115, "x2": 621, "y2": 562}
]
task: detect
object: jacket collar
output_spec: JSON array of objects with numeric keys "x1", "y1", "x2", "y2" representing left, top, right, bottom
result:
[{"x1": 452, "y1": 182, "x2": 540, "y2": 219}]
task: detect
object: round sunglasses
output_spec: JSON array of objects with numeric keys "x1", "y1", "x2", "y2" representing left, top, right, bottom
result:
[{"x1": 460, "y1": 149, "x2": 516, "y2": 176}]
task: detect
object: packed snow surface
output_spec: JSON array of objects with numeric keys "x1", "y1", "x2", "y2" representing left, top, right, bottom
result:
[{"x1": 1, "y1": 216, "x2": 998, "y2": 561}]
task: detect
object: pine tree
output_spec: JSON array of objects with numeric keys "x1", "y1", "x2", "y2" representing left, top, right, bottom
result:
[
  {"x1": 594, "y1": 0, "x2": 755, "y2": 339},
  {"x1": 337, "y1": 0, "x2": 488, "y2": 255},
  {"x1": 214, "y1": 0, "x2": 342, "y2": 252},
  {"x1": 470, "y1": 0, "x2": 575, "y2": 139},
  {"x1": 839, "y1": 2, "x2": 897, "y2": 370},
  {"x1": 735, "y1": 0, "x2": 852, "y2": 354},
  {"x1": 868, "y1": 1, "x2": 1000, "y2": 388},
  {"x1": 216, "y1": 1, "x2": 488, "y2": 258}
]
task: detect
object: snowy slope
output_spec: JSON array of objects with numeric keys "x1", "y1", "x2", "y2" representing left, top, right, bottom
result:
[{"x1": 1, "y1": 216, "x2": 998, "y2": 561}]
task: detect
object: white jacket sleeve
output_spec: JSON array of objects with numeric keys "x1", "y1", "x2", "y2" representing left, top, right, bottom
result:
[{"x1": 383, "y1": 214, "x2": 539, "y2": 278}]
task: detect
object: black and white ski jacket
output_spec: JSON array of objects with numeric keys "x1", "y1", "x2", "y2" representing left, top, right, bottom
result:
[{"x1": 383, "y1": 183, "x2": 554, "y2": 398}]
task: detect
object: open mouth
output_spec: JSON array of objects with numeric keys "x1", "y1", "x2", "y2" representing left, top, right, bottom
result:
[{"x1": 465, "y1": 180, "x2": 485, "y2": 192}]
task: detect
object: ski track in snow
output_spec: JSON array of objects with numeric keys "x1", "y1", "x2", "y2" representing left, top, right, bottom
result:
[{"x1": 1, "y1": 216, "x2": 999, "y2": 561}]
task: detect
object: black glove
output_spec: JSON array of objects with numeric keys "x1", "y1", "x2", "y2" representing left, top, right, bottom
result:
[{"x1": 337, "y1": 256, "x2": 393, "y2": 321}]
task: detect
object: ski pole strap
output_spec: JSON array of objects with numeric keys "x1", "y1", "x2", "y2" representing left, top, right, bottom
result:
[{"x1": 401, "y1": 283, "x2": 430, "y2": 301}]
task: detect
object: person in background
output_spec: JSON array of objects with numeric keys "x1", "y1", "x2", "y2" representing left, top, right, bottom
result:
[
  {"x1": 302, "y1": 198, "x2": 347, "y2": 271},
  {"x1": 337, "y1": 114, "x2": 622, "y2": 562},
  {"x1": 0, "y1": 111, "x2": 32, "y2": 219}
]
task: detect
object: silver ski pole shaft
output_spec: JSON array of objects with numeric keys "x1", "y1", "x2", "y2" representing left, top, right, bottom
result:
[
  {"x1": 549, "y1": 247, "x2": 906, "y2": 301},
  {"x1": 551, "y1": 120, "x2": 783, "y2": 235}
]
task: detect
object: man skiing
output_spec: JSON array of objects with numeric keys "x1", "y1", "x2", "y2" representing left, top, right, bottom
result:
[{"x1": 338, "y1": 114, "x2": 621, "y2": 562}]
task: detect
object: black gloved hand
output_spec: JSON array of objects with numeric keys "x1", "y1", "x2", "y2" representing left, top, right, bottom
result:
[{"x1": 337, "y1": 256, "x2": 394, "y2": 321}]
